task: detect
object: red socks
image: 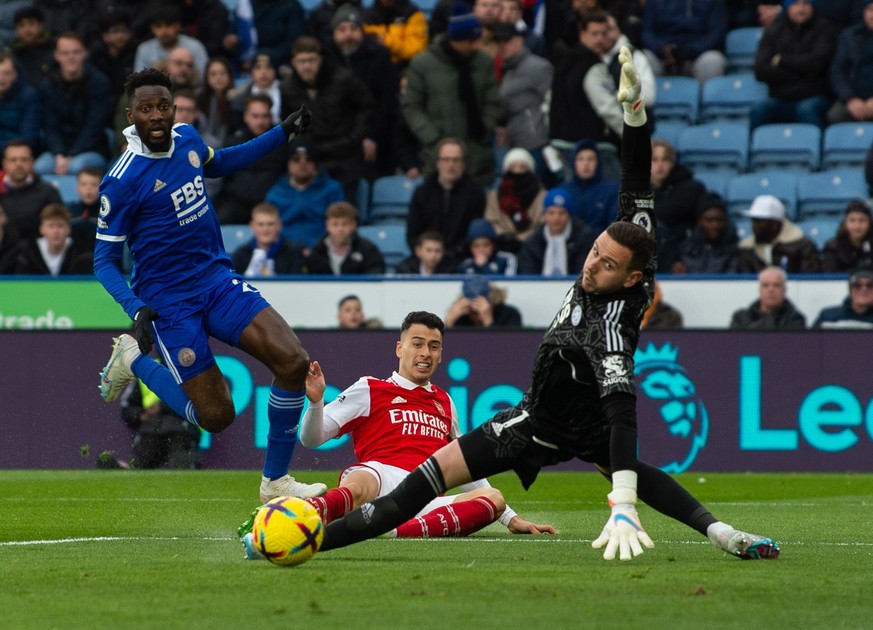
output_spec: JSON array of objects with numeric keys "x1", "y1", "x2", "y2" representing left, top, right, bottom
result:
[
  {"x1": 306, "y1": 486, "x2": 354, "y2": 524},
  {"x1": 394, "y1": 496, "x2": 499, "y2": 538}
]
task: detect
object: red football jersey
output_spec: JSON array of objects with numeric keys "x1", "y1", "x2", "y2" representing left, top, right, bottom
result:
[{"x1": 323, "y1": 372, "x2": 459, "y2": 471}]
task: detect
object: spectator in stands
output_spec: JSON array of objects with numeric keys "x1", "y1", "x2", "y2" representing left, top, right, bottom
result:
[
  {"x1": 406, "y1": 137, "x2": 486, "y2": 263},
  {"x1": 445, "y1": 274, "x2": 523, "y2": 327},
  {"x1": 403, "y1": 4, "x2": 500, "y2": 187},
  {"x1": 337, "y1": 293, "x2": 383, "y2": 328},
  {"x1": 89, "y1": 10, "x2": 136, "y2": 118},
  {"x1": 134, "y1": 5, "x2": 209, "y2": 77},
  {"x1": 674, "y1": 192, "x2": 739, "y2": 274},
  {"x1": 0, "y1": 201, "x2": 19, "y2": 273},
  {"x1": 68, "y1": 166, "x2": 102, "y2": 251},
  {"x1": 33, "y1": 0, "x2": 97, "y2": 41},
  {"x1": 283, "y1": 35, "x2": 375, "y2": 202},
  {"x1": 822, "y1": 200, "x2": 873, "y2": 273},
  {"x1": 216, "y1": 94, "x2": 288, "y2": 225},
  {"x1": 736, "y1": 194, "x2": 821, "y2": 273},
  {"x1": 364, "y1": 0, "x2": 429, "y2": 66},
  {"x1": 174, "y1": 89, "x2": 220, "y2": 148},
  {"x1": 310, "y1": 0, "x2": 359, "y2": 48},
  {"x1": 472, "y1": 0, "x2": 503, "y2": 58},
  {"x1": 266, "y1": 137, "x2": 345, "y2": 249},
  {"x1": 812, "y1": 266, "x2": 873, "y2": 328},
  {"x1": 178, "y1": 0, "x2": 233, "y2": 60},
  {"x1": 230, "y1": 202, "x2": 307, "y2": 276},
  {"x1": 0, "y1": 47, "x2": 41, "y2": 153},
  {"x1": 255, "y1": 0, "x2": 308, "y2": 71},
  {"x1": 307, "y1": 201, "x2": 386, "y2": 275},
  {"x1": 826, "y1": 1, "x2": 873, "y2": 125},
  {"x1": 750, "y1": 0, "x2": 837, "y2": 130},
  {"x1": 329, "y1": 4, "x2": 402, "y2": 179},
  {"x1": 650, "y1": 138, "x2": 707, "y2": 272},
  {"x1": 492, "y1": 21, "x2": 554, "y2": 183},
  {"x1": 602, "y1": 12, "x2": 656, "y2": 118},
  {"x1": 11, "y1": 202, "x2": 92, "y2": 275},
  {"x1": 641, "y1": 0, "x2": 728, "y2": 83},
  {"x1": 229, "y1": 53, "x2": 287, "y2": 127},
  {"x1": 162, "y1": 47, "x2": 202, "y2": 93},
  {"x1": 726, "y1": 1, "x2": 782, "y2": 29},
  {"x1": 550, "y1": 10, "x2": 620, "y2": 149},
  {"x1": 0, "y1": 139, "x2": 62, "y2": 241},
  {"x1": 484, "y1": 147, "x2": 545, "y2": 252},
  {"x1": 10, "y1": 6, "x2": 53, "y2": 88},
  {"x1": 564, "y1": 139, "x2": 619, "y2": 235},
  {"x1": 457, "y1": 218, "x2": 518, "y2": 275},
  {"x1": 730, "y1": 265, "x2": 806, "y2": 329},
  {"x1": 35, "y1": 32, "x2": 111, "y2": 176},
  {"x1": 518, "y1": 186, "x2": 595, "y2": 276},
  {"x1": 641, "y1": 282, "x2": 684, "y2": 329},
  {"x1": 395, "y1": 230, "x2": 458, "y2": 274},
  {"x1": 498, "y1": 0, "x2": 547, "y2": 58},
  {"x1": 196, "y1": 57, "x2": 236, "y2": 145}
]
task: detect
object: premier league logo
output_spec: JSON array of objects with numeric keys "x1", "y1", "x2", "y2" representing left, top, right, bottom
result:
[{"x1": 633, "y1": 343, "x2": 708, "y2": 473}]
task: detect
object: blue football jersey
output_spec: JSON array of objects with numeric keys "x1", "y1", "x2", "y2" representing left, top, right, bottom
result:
[{"x1": 94, "y1": 123, "x2": 285, "y2": 318}]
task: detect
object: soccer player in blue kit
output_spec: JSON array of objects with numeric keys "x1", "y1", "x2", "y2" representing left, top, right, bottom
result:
[{"x1": 94, "y1": 68, "x2": 326, "y2": 500}]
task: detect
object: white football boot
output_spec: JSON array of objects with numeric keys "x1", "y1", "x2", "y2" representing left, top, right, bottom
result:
[
  {"x1": 99, "y1": 334, "x2": 139, "y2": 403},
  {"x1": 259, "y1": 475, "x2": 327, "y2": 502}
]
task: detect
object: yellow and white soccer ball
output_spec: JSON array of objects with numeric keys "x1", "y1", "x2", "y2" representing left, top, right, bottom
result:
[{"x1": 252, "y1": 496, "x2": 324, "y2": 566}]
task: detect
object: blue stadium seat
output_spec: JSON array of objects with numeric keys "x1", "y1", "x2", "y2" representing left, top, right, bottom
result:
[
  {"x1": 652, "y1": 120, "x2": 687, "y2": 147},
  {"x1": 368, "y1": 175, "x2": 422, "y2": 224},
  {"x1": 700, "y1": 74, "x2": 767, "y2": 124},
  {"x1": 725, "y1": 27, "x2": 763, "y2": 74},
  {"x1": 220, "y1": 224, "x2": 252, "y2": 254},
  {"x1": 654, "y1": 76, "x2": 699, "y2": 125},
  {"x1": 692, "y1": 170, "x2": 729, "y2": 198},
  {"x1": 749, "y1": 123, "x2": 821, "y2": 172},
  {"x1": 797, "y1": 216, "x2": 840, "y2": 250},
  {"x1": 42, "y1": 174, "x2": 79, "y2": 205},
  {"x1": 822, "y1": 122, "x2": 873, "y2": 170},
  {"x1": 357, "y1": 224, "x2": 410, "y2": 270},
  {"x1": 677, "y1": 122, "x2": 750, "y2": 175},
  {"x1": 797, "y1": 169, "x2": 869, "y2": 218},
  {"x1": 416, "y1": 0, "x2": 438, "y2": 17},
  {"x1": 726, "y1": 171, "x2": 799, "y2": 218},
  {"x1": 356, "y1": 178, "x2": 371, "y2": 223}
]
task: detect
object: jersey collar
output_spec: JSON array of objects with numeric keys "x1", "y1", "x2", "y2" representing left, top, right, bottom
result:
[
  {"x1": 390, "y1": 371, "x2": 434, "y2": 392},
  {"x1": 122, "y1": 123, "x2": 183, "y2": 159}
]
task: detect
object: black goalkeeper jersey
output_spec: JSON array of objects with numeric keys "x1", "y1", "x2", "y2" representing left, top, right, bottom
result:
[{"x1": 519, "y1": 189, "x2": 656, "y2": 458}]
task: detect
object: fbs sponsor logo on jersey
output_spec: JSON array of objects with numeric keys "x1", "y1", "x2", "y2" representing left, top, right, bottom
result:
[{"x1": 633, "y1": 343, "x2": 708, "y2": 473}]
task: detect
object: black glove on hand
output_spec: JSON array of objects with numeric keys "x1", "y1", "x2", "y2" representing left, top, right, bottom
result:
[
  {"x1": 281, "y1": 105, "x2": 311, "y2": 142},
  {"x1": 134, "y1": 306, "x2": 159, "y2": 355}
]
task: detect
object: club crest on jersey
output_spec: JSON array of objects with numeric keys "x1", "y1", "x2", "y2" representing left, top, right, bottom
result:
[
  {"x1": 433, "y1": 400, "x2": 445, "y2": 416},
  {"x1": 188, "y1": 150, "x2": 200, "y2": 168},
  {"x1": 99, "y1": 194, "x2": 111, "y2": 217},
  {"x1": 177, "y1": 347, "x2": 196, "y2": 367},
  {"x1": 570, "y1": 304, "x2": 582, "y2": 326}
]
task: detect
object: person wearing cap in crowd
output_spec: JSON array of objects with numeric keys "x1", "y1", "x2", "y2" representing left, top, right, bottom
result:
[
  {"x1": 730, "y1": 265, "x2": 807, "y2": 329},
  {"x1": 484, "y1": 147, "x2": 545, "y2": 251},
  {"x1": 517, "y1": 186, "x2": 596, "y2": 275},
  {"x1": 266, "y1": 136, "x2": 345, "y2": 249},
  {"x1": 492, "y1": 21, "x2": 555, "y2": 184},
  {"x1": 674, "y1": 192, "x2": 738, "y2": 274},
  {"x1": 812, "y1": 266, "x2": 873, "y2": 329},
  {"x1": 283, "y1": 35, "x2": 375, "y2": 203},
  {"x1": 405, "y1": 136, "x2": 486, "y2": 264},
  {"x1": 329, "y1": 4, "x2": 402, "y2": 179},
  {"x1": 822, "y1": 200, "x2": 873, "y2": 273},
  {"x1": 217, "y1": 94, "x2": 291, "y2": 224},
  {"x1": 445, "y1": 273, "x2": 523, "y2": 328},
  {"x1": 827, "y1": 1, "x2": 873, "y2": 124},
  {"x1": 10, "y1": 5, "x2": 54, "y2": 88},
  {"x1": 498, "y1": 0, "x2": 547, "y2": 58},
  {"x1": 403, "y1": 2, "x2": 501, "y2": 188},
  {"x1": 736, "y1": 194, "x2": 821, "y2": 273},
  {"x1": 230, "y1": 53, "x2": 288, "y2": 127},
  {"x1": 750, "y1": 0, "x2": 837, "y2": 130},
  {"x1": 457, "y1": 217, "x2": 518, "y2": 275},
  {"x1": 363, "y1": 0, "x2": 429, "y2": 67}
]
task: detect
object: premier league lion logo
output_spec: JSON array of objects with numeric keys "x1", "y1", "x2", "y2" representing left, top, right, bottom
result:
[{"x1": 633, "y1": 343, "x2": 708, "y2": 473}]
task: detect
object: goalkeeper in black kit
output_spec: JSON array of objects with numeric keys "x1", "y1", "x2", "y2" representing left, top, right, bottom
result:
[{"x1": 317, "y1": 48, "x2": 780, "y2": 561}]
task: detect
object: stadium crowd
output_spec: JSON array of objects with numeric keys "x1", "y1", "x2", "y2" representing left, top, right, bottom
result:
[{"x1": 1, "y1": 0, "x2": 873, "y2": 328}]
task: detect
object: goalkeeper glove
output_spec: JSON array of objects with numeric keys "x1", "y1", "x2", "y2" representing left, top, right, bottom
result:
[
  {"x1": 281, "y1": 105, "x2": 312, "y2": 142},
  {"x1": 591, "y1": 486, "x2": 654, "y2": 561},
  {"x1": 133, "y1": 306, "x2": 159, "y2": 355},
  {"x1": 616, "y1": 46, "x2": 646, "y2": 127}
]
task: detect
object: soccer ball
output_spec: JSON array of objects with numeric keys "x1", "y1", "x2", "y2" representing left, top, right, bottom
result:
[{"x1": 252, "y1": 496, "x2": 324, "y2": 566}]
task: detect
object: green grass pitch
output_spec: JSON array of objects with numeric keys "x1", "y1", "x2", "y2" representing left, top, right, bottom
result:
[{"x1": 1, "y1": 470, "x2": 870, "y2": 629}]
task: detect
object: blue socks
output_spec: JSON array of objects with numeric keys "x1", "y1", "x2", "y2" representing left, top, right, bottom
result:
[
  {"x1": 262, "y1": 385, "x2": 305, "y2": 480},
  {"x1": 131, "y1": 354, "x2": 199, "y2": 426}
]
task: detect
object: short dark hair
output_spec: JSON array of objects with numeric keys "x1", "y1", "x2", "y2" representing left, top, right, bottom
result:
[
  {"x1": 14, "y1": 6, "x2": 44, "y2": 25},
  {"x1": 606, "y1": 222, "x2": 655, "y2": 272},
  {"x1": 578, "y1": 8, "x2": 610, "y2": 33},
  {"x1": 40, "y1": 203, "x2": 71, "y2": 223},
  {"x1": 77, "y1": 166, "x2": 104, "y2": 181},
  {"x1": 401, "y1": 311, "x2": 445, "y2": 336},
  {"x1": 125, "y1": 67, "x2": 173, "y2": 100},
  {"x1": 3, "y1": 138, "x2": 33, "y2": 159},
  {"x1": 338, "y1": 294, "x2": 361, "y2": 309},
  {"x1": 326, "y1": 201, "x2": 358, "y2": 222},
  {"x1": 436, "y1": 137, "x2": 466, "y2": 159},
  {"x1": 292, "y1": 35, "x2": 322, "y2": 57},
  {"x1": 245, "y1": 93, "x2": 274, "y2": 111},
  {"x1": 416, "y1": 231, "x2": 444, "y2": 246}
]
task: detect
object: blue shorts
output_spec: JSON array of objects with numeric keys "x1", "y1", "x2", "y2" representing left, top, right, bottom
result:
[{"x1": 151, "y1": 275, "x2": 269, "y2": 383}]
